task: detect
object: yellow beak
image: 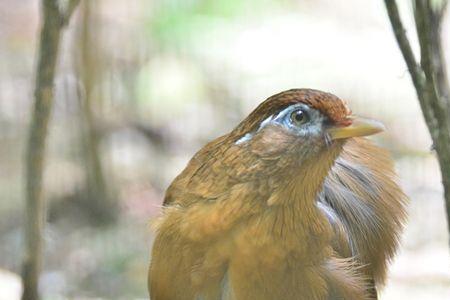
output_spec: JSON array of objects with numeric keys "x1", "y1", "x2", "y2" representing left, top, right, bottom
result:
[{"x1": 327, "y1": 116, "x2": 385, "y2": 140}]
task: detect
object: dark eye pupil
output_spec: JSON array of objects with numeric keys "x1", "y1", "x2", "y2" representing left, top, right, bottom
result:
[
  {"x1": 294, "y1": 111, "x2": 304, "y2": 122},
  {"x1": 290, "y1": 109, "x2": 307, "y2": 125}
]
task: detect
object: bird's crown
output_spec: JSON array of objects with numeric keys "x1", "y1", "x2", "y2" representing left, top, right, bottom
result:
[{"x1": 234, "y1": 89, "x2": 352, "y2": 135}]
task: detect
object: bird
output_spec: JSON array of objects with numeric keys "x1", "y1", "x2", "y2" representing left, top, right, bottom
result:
[{"x1": 149, "y1": 88, "x2": 407, "y2": 300}]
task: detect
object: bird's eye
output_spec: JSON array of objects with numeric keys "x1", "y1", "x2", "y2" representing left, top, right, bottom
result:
[{"x1": 289, "y1": 109, "x2": 309, "y2": 126}]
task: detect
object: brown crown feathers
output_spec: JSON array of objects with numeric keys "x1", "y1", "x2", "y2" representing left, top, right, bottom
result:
[{"x1": 233, "y1": 89, "x2": 353, "y2": 137}]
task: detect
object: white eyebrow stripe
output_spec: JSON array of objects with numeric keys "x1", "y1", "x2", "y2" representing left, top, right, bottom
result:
[
  {"x1": 235, "y1": 115, "x2": 274, "y2": 145},
  {"x1": 257, "y1": 114, "x2": 274, "y2": 130},
  {"x1": 235, "y1": 133, "x2": 254, "y2": 145},
  {"x1": 234, "y1": 103, "x2": 311, "y2": 145}
]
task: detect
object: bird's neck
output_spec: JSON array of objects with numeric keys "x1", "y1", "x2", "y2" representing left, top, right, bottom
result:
[{"x1": 264, "y1": 145, "x2": 344, "y2": 239}]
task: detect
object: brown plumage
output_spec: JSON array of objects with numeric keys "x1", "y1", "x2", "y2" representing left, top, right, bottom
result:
[{"x1": 149, "y1": 89, "x2": 407, "y2": 300}]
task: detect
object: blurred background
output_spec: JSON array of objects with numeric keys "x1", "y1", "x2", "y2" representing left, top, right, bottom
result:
[{"x1": 1, "y1": 0, "x2": 450, "y2": 299}]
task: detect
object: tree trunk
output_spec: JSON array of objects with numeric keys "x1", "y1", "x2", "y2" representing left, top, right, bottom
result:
[
  {"x1": 22, "y1": 1, "x2": 80, "y2": 299},
  {"x1": 77, "y1": 0, "x2": 118, "y2": 225}
]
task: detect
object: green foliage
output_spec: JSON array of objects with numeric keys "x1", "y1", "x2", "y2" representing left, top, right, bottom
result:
[{"x1": 148, "y1": 0, "x2": 281, "y2": 45}]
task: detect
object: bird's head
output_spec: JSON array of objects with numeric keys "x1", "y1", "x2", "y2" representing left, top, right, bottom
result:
[
  {"x1": 230, "y1": 89, "x2": 384, "y2": 182},
  {"x1": 165, "y1": 88, "x2": 385, "y2": 207}
]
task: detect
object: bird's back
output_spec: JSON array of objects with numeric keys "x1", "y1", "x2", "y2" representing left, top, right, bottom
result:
[{"x1": 318, "y1": 138, "x2": 407, "y2": 295}]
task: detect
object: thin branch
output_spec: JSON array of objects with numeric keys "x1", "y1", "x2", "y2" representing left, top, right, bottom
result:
[
  {"x1": 428, "y1": 0, "x2": 450, "y2": 113},
  {"x1": 385, "y1": 0, "x2": 438, "y2": 142},
  {"x1": 414, "y1": 1, "x2": 433, "y2": 77},
  {"x1": 61, "y1": 0, "x2": 81, "y2": 26},
  {"x1": 413, "y1": 0, "x2": 442, "y2": 135},
  {"x1": 414, "y1": 0, "x2": 450, "y2": 138},
  {"x1": 21, "y1": 0, "x2": 80, "y2": 299},
  {"x1": 384, "y1": 0, "x2": 426, "y2": 92},
  {"x1": 385, "y1": 0, "x2": 450, "y2": 247}
]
